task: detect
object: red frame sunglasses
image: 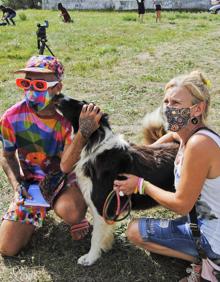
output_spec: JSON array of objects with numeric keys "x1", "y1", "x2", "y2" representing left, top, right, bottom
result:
[{"x1": 16, "y1": 78, "x2": 59, "y2": 92}]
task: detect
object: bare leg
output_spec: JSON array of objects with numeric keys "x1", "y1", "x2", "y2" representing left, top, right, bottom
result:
[
  {"x1": 141, "y1": 14, "x2": 144, "y2": 23},
  {"x1": 126, "y1": 220, "x2": 196, "y2": 262},
  {"x1": 0, "y1": 220, "x2": 35, "y2": 256},
  {"x1": 53, "y1": 183, "x2": 87, "y2": 239},
  {"x1": 158, "y1": 11, "x2": 161, "y2": 22}
]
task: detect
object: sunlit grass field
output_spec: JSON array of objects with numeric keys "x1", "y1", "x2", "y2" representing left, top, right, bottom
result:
[{"x1": 0, "y1": 9, "x2": 220, "y2": 282}]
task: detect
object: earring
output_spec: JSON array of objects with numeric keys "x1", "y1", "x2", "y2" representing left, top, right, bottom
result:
[{"x1": 191, "y1": 117, "x2": 198, "y2": 124}]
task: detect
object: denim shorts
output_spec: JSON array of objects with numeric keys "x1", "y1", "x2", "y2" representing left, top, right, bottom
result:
[{"x1": 138, "y1": 216, "x2": 220, "y2": 260}]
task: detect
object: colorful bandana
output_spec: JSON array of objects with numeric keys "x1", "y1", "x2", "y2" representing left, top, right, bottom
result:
[
  {"x1": 24, "y1": 89, "x2": 52, "y2": 112},
  {"x1": 15, "y1": 55, "x2": 64, "y2": 80},
  {"x1": 164, "y1": 106, "x2": 191, "y2": 132}
]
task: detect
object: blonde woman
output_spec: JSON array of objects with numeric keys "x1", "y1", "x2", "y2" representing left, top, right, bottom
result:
[{"x1": 114, "y1": 71, "x2": 220, "y2": 281}]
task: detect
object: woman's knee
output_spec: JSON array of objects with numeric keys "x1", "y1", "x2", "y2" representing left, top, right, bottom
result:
[{"x1": 126, "y1": 220, "x2": 142, "y2": 244}]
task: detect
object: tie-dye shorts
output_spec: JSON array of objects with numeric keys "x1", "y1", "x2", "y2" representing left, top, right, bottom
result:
[{"x1": 2, "y1": 172, "x2": 77, "y2": 228}]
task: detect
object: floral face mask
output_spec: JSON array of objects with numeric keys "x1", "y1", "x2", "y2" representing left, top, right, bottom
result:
[
  {"x1": 24, "y1": 89, "x2": 52, "y2": 112},
  {"x1": 164, "y1": 106, "x2": 193, "y2": 132}
]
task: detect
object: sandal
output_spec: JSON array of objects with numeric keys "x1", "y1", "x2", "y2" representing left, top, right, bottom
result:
[
  {"x1": 179, "y1": 263, "x2": 202, "y2": 282},
  {"x1": 70, "y1": 218, "x2": 90, "y2": 240}
]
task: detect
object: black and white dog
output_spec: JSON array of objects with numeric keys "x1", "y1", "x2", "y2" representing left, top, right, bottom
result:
[{"x1": 54, "y1": 94, "x2": 178, "y2": 266}]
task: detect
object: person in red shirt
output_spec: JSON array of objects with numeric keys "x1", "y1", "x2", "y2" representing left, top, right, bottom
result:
[{"x1": 58, "y1": 3, "x2": 73, "y2": 23}]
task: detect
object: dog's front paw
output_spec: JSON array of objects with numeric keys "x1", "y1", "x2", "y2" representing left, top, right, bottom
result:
[{"x1": 77, "y1": 252, "x2": 99, "y2": 266}]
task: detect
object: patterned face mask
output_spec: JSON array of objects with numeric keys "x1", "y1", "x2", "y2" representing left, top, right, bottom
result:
[
  {"x1": 164, "y1": 106, "x2": 192, "y2": 132},
  {"x1": 24, "y1": 89, "x2": 52, "y2": 112}
]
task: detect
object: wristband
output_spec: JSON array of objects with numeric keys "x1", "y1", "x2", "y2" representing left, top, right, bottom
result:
[
  {"x1": 133, "y1": 186, "x2": 138, "y2": 194},
  {"x1": 138, "y1": 177, "x2": 144, "y2": 194},
  {"x1": 138, "y1": 178, "x2": 150, "y2": 195},
  {"x1": 142, "y1": 180, "x2": 150, "y2": 195}
]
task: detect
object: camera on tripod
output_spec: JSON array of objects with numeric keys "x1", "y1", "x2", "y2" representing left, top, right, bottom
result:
[
  {"x1": 37, "y1": 20, "x2": 48, "y2": 42},
  {"x1": 36, "y1": 20, "x2": 55, "y2": 56}
]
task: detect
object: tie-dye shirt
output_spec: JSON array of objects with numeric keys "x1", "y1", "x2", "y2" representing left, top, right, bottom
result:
[{"x1": 0, "y1": 100, "x2": 73, "y2": 181}]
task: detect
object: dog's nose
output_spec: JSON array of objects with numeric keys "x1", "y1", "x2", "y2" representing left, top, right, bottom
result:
[{"x1": 52, "y1": 93, "x2": 63, "y2": 105}]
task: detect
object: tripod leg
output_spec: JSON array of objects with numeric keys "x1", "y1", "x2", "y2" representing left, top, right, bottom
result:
[
  {"x1": 45, "y1": 43, "x2": 55, "y2": 57},
  {"x1": 39, "y1": 42, "x2": 45, "y2": 55}
]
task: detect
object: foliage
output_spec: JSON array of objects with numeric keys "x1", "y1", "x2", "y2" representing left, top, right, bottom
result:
[
  {"x1": 1, "y1": 0, "x2": 41, "y2": 9},
  {"x1": 122, "y1": 14, "x2": 137, "y2": 21},
  {"x1": 19, "y1": 12, "x2": 27, "y2": 21}
]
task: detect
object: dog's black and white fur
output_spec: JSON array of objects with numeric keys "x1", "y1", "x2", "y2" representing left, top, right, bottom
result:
[{"x1": 54, "y1": 94, "x2": 178, "y2": 266}]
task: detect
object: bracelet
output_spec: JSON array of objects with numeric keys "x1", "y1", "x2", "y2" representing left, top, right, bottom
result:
[
  {"x1": 138, "y1": 177, "x2": 144, "y2": 194},
  {"x1": 134, "y1": 178, "x2": 150, "y2": 195},
  {"x1": 133, "y1": 177, "x2": 144, "y2": 194},
  {"x1": 138, "y1": 178, "x2": 150, "y2": 195},
  {"x1": 143, "y1": 180, "x2": 150, "y2": 194},
  {"x1": 133, "y1": 186, "x2": 138, "y2": 194}
]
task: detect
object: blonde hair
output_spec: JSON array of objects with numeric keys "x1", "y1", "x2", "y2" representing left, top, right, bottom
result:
[{"x1": 164, "y1": 71, "x2": 210, "y2": 124}]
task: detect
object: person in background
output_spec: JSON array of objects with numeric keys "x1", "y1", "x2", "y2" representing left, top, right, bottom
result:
[
  {"x1": 136, "y1": 0, "x2": 145, "y2": 23},
  {"x1": 0, "y1": 55, "x2": 99, "y2": 257},
  {"x1": 114, "y1": 71, "x2": 220, "y2": 281},
  {"x1": 58, "y1": 2, "x2": 73, "y2": 23},
  {"x1": 0, "y1": 5, "x2": 16, "y2": 26},
  {"x1": 153, "y1": 0, "x2": 162, "y2": 22}
]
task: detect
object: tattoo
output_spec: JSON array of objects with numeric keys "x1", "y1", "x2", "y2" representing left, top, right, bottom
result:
[{"x1": 79, "y1": 116, "x2": 98, "y2": 140}]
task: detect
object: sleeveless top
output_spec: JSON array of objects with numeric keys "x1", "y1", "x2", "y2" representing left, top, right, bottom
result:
[{"x1": 174, "y1": 129, "x2": 220, "y2": 255}]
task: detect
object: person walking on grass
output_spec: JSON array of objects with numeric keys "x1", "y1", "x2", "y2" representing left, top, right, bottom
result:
[
  {"x1": 136, "y1": 0, "x2": 145, "y2": 23},
  {"x1": 0, "y1": 55, "x2": 101, "y2": 257},
  {"x1": 0, "y1": 5, "x2": 16, "y2": 26},
  {"x1": 114, "y1": 71, "x2": 220, "y2": 281},
  {"x1": 153, "y1": 0, "x2": 162, "y2": 23}
]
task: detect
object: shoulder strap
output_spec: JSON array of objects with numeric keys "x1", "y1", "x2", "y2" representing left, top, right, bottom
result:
[
  {"x1": 189, "y1": 206, "x2": 207, "y2": 260},
  {"x1": 193, "y1": 126, "x2": 220, "y2": 137}
]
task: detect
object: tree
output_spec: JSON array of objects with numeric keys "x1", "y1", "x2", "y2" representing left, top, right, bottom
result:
[{"x1": 1, "y1": 0, "x2": 41, "y2": 9}]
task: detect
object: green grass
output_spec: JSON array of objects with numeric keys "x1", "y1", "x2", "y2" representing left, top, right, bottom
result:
[{"x1": 0, "y1": 9, "x2": 220, "y2": 282}]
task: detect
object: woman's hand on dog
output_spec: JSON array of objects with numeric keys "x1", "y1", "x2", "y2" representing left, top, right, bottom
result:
[
  {"x1": 114, "y1": 174, "x2": 139, "y2": 195},
  {"x1": 79, "y1": 103, "x2": 103, "y2": 140}
]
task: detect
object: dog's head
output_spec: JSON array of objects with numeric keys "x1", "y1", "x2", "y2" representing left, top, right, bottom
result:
[
  {"x1": 53, "y1": 94, "x2": 85, "y2": 133},
  {"x1": 53, "y1": 94, "x2": 111, "y2": 146}
]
